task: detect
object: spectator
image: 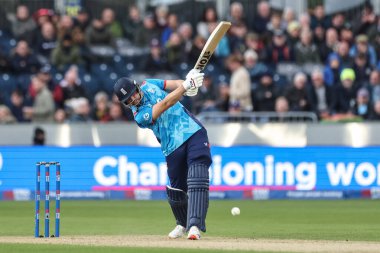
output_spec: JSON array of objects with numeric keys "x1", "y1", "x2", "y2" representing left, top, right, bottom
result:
[
  {"x1": 86, "y1": 19, "x2": 114, "y2": 46},
  {"x1": 54, "y1": 108, "x2": 67, "y2": 123},
  {"x1": 56, "y1": 15, "x2": 74, "y2": 41},
  {"x1": 155, "y1": 5, "x2": 169, "y2": 29},
  {"x1": 367, "y1": 70, "x2": 380, "y2": 103},
  {"x1": 73, "y1": 8, "x2": 90, "y2": 32},
  {"x1": 34, "y1": 65, "x2": 64, "y2": 107},
  {"x1": 266, "y1": 12, "x2": 286, "y2": 38},
  {"x1": 299, "y1": 13, "x2": 311, "y2": 30},
  {"x1": 226, "y1": 54, "x2": 252, "y2": 112},
  {"x1": 369, "y1": 100, "x2": 380, "y2": 120},
  {"x1": 91, "y1": 91, "x2": 110, "y2": 122},
  {"x1": 33, "y1": 22, "x2": 57, "y2": 60},
  {"x1": 60, "y1": 66, "x2": 86, "y2": 101},
  {"x1": 352, "y1": 53, "x2": 372, "y2": 85},
  {"x1": 265, "y1": 29, "x2": 293, "y2": 67},
  {"x1": 330, "y1": 41, "x2": 353, "y2": 69},
  {"x1": 353, "y1": 88, "x2": 371, "y2": 119},
  {"x1": 101, "y1": 8, "x2": 123, "y2": 38},
  {"x1": 191, "y1": 75, "x2": 217, "y2": 114},
  {"x1": 51, "y1": 34, "x2": 83, "y2": 71},
  {"x1": 33, "y1": 8, "x2": 53, "y2": 27},
  {"x1": 307, "y1": 69, "x2": 334, "y2": 118},
  {"x1": 312, "y1": 24, "x2": 325, "y2": 51},
  {"x1": 275, "y1": 96, "x2": 289, "y2": 113},
  {"x1": 285, "y1": 72, "x2": 310, "y2": 111},
  {"x1": 252, "y1": 1, "x2": 271, "y2": 34},
  {"x1": 294, "y1": 29, "x2": 320, "y2": 64},
  {"x1": 178, "y1": 22, "x2": 194, "y2": 57},
  {"x1": 320, "y1": 28, "x2": 339, "y2": 62},
  {"x1": 367, "y1": 14, "x2": 380, "y2": 45},
  {"x1": 141, "y1": 38, "x2": 170, "y2": 74},
  {"x1": 282, "y1": 7, "x2": 296, "y2": 28},
  {"x1": 135, "y1": 13, "x2": 160, "y2": 47},
  {"x1": 310, "y1": 4, "x2": 330, "y2": 29},
  {"x1": 352, "y1": 1, "x2": 377, "y2": 36},
  {"x1": 123, "y1": 5, "x2": 142, "y2": 41},
  {"x1": 324, "y1": 54, "x2": 342, "y2": 87},
  {"x1": 7, "y1": 5, "x2": 36, "y2": 41},
  {"x1": 340, "y1": 23, "x2": 354, "y2": 45},
  {"x1": 0, "y1": 105, "x2": 17, "y2": 124},
  {"x1": 8, "y1": 89, "x2": 27, "y2": 122},
  {"x1": 166, "y1": 32, "x2": 185, "y2": 68},
  {"x1": 331, "y1": 68, "x2": 357, "y2": 114},
  {"x1": 23, "y1": 76, "x2": 55, "y2": 122},
  {"x1": 228, "y1": 2, "x2": 248, "y2": 52},
  {"x1": 244, "y1": 49, "x2": 269, "y2": 83},
  {"x1": 331, "y1": 12, "x2": 345, "y2": 33},
  {"x1": 109, "y1": 102, "x2": 127, "y2": 122},
  {"x1": 253, "y1": 72, "x2": 279, "y2": 111},
  {"x1": 215, "y1": 84, "x2": 230, "y2": 112},
  {"x1": 349, "y1": 34, "x2": 377, "y2": 67},
  {"x1": 197, "y1": 7, "x2": 218, "y2": 39},
  {"x1": 161, "y1": 13, "x2": 179, "y2": 46},
  {"x1": 286, "y1": 21, "x2": 301, "y2": 50},
  {"x1": 244, "y1": 33, "x2": 266, "y2": 61},
  {"x1": 32, "y1": 127, "x2": 45, "y2": 145},
  {"x1": 188, "y1": 35, "x2": 206, "y2": 67},
  {"x1": 10, "y1": 40, "x2": 40, "y2": 74},
  {"x1": 67, "y1": 97, "x2": 91, "y2": 122}
]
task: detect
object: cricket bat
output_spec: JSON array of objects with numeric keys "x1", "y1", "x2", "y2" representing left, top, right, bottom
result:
[
  {"x1": 194, "y1": 21, "x2": 231, "y2": 71},
  {"x1": 186, "y1": 21, "x2": 231, "y2": 96}
]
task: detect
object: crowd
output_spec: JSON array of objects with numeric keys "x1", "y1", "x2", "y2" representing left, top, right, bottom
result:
[{"x1": 0, "y1": 1, "x2": 380, "y2": 124}]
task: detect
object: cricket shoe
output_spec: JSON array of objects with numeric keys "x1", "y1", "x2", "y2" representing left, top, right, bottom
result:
[
  {"x1": 168, "y1": 225, "x2": 186, "y2": 239},
  {"x1": 187, "y1": 226, "x2": 201, "y2": 240}
]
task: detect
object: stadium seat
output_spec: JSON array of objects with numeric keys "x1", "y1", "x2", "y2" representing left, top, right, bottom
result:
[
  {"x1": 273, "y1": 73, "x2": 289, "y2": 89},
  {"x1": 16, "y1": 74, "x2": 32, "y2": 94},
  {"x1": 99, "y1": 72, "x2": 119, "y2": 97},
  {"x1": 90, "y1": 63, "x2": 114, "y2": 78},
  {"x1": 0, "y1": 74, "x2": 17, "y2": 103},
  {"x1": 80, "y1": 73, "x2": 101, "y2": 102},
  {"x1": 276, "y1": 63, "x2": 302, "y2": 82}
]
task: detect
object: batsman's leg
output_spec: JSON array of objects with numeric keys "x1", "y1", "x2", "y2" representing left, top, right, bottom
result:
[
  {"x1": 166, "y1": 186, "x2": 187, "y2": 238},
  {"x1": 187, "y1": 163, "x2": 209, "y2": 234}
]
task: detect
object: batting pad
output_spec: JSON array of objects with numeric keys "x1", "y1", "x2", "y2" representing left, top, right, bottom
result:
[
  {"x1": 166, "y1": 185, "x2": 188, "y2": 227},
  {"x1": 186, "y1": 163, "x2": 209, "y2": 232}
]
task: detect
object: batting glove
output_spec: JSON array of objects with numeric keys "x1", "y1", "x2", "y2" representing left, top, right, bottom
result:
[
  {"x1": 182, "y1": 72, "x2": 204, "y2": 90},
  {"x1": 184, "y1": 88, "x2": 199, "y2": 96},
  {"x1": 186, "y1": 68, "x2": 200, "y2": 79}
]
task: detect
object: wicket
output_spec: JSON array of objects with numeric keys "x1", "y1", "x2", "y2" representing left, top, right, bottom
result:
[{"x1": 35, "y1": 161, "x2": 60, "y2": 238}]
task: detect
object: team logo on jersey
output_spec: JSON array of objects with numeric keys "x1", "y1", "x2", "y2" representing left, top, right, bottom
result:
[
  {"x1": 143, "y1": 113, "x2": 150, "y2": 120},
  {"x1": 147, "y1": 88, "x2": 155, "y2": 94},
  {"x1": 120, "y1": 88, "x2": 127, "y2": 95}
]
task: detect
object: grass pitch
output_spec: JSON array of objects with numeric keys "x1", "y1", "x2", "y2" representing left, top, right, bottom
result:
[{"x1": 0, "y1": 200, "x2": 379, "y2": 252}]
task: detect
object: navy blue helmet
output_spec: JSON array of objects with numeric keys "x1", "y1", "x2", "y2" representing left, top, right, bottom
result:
[{"x1": 114, "y1": 77, "x2": 137, "y2": 104}]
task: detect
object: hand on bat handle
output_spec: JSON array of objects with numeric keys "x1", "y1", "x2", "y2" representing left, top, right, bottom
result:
[{"x1": 182, "y1": 72, "x2": 204, "y2": 90}]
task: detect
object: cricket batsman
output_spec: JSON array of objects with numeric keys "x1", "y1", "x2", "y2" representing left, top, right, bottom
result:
[{"x1": 114, "y1": 69, "x2": 211, "y2": 240}]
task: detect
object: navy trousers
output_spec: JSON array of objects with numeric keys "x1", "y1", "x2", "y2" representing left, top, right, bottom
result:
[{"x1": 166, "y1": 128, "x2": 212, "y2": 192}]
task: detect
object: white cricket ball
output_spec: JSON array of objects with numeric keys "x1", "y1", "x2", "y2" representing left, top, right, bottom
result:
[{"x1": 231, "y1": 207, "x2": 240, "y2": 216}]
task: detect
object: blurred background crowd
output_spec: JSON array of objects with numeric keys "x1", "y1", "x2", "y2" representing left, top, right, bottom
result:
[{"x1": 0, "y1": 0, "x2": 380, "y2": 124}]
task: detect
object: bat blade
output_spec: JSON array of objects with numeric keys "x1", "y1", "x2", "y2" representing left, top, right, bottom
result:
[{"x1": 194, "y1": 21, "x2": 231, "y2": 71}]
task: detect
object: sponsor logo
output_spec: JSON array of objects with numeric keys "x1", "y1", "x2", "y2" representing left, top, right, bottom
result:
[
  {"x1": 196, "y1": 51, "x2": 212, "y2": 70},
  {"x1": 120, "y1": 88, "x2": 127, "y2": 95}
]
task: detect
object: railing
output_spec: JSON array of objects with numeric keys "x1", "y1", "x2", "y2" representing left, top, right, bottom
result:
[{"x1": 196, "y1": 111, "x2": 319, "y2": 123}]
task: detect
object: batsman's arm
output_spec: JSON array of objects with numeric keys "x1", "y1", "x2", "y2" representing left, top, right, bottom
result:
[
  {"x1": 152, "y1": 84, "x2": 186, "y2": 121},
  {"x1": 164, "y1": 80, "x2": 185, "y2": 91}
]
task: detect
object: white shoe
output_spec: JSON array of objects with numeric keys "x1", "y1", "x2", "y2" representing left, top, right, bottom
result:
[
  {"x1": 168, "y1": 225, "x2": 186, "y2": 239},
  {"x1": 187, "y1": 226, "x2": 201, "y2": 240}
]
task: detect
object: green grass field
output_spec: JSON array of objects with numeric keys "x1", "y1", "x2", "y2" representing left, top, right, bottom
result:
[{"x1": 0, "y1": 200, "x2": 379, "y2": 253}]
